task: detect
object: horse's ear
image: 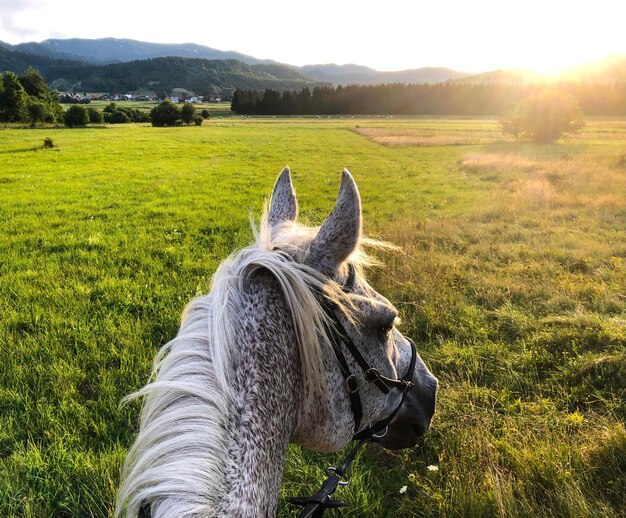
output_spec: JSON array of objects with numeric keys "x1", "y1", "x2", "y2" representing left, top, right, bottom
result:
[
  {"x1": 268, "y1": 166, "x2": 298, "y2": 230},
  {"x1": 307, "y1": 169, "x2": 362, "y2": 275}
]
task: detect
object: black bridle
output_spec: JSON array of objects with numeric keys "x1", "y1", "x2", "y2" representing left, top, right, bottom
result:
[{"x1": 289, "y1": 263, "x2": 418, "y2": 517}]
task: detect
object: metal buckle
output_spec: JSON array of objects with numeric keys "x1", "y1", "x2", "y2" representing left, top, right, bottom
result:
[
  {"x1": 364, "y1": 368, "x2": 380, "y2": 382},
  {"x1": 371, "y1": 425, "x2": 389, "y2": 439},
  {"x1": 345, "y1": 374, "x2": 359, "y2": 394},
  {"x1": 325, "y1": 466, "x2": 350, "y2": 486}
]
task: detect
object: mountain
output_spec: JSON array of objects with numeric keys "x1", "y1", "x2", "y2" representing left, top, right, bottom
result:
[
  {"x1": 0, "y1": 45, "x2": 90, "y2": 76},
  {"x1": 4, "y1": 36, "x2": 624, "y2": 93},
  {"x1": 9, "y1": 38, "x2": 469, "y2": 85},
  {"x1": 0, "y1": 46, "x2": 318, "y2": 95},
  {"x1": 299, "y1": 63, "x2": 378, "y2": 84},
  {"x1": 562, "y1": 54, "x2": 626, "y2": 82},
  {"x1": 51, "y1": 57, "x2": 318, "y2": 94},
  {"x1": 300, "y1": 64, "x2": 469, "y2": 85},
  {"x1": 456, "y1": 55, "x2": 626, "y2": 84},
  {"x1": 12, "y1": 38, "x2": 276, "y2": 65},
  {"x1": 453, "y1": 68, "x2": 543, "y2": 84}
]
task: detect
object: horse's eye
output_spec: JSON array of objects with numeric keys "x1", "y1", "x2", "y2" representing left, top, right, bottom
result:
[{"x1": 378, "y1": 323, "x2": 393, "y2": 342}]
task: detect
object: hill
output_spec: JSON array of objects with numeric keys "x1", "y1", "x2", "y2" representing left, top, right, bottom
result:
[
  {"x1": 457, "y1": 55, "x2": 626, "y2": 84},
  {"x1": 300, "y1": 63, "x2": 469, "y2": 85},
  {"x1": 0, "y1": 45, "x2": 89, "y2": 77},
  {"x1": 4, "y1": 37, "x2": 625, "y2": 94},
  {"x1": 49, "y1": 57, "x2": 318, "y2": 95},
  {"x1": 8, "y1": 37, "x2": 469, "y2": 86},
  {"x1": 0, "y1": 47, "x2": 318, "y2": 96},
  {"x1": 11, "y1": 37, "x2": 275, "y2": 65}
]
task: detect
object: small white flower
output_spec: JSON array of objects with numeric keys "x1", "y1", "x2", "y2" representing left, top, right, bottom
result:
[
  {"x1": 399, "y1": 485, "x2": 407, "y2": 494},
  {"x1": 427, "y1": 465, "x2": 439, "y2": 472}
]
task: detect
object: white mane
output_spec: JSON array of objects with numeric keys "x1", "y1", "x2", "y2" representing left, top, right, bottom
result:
[{"x1": 115, "y1": 212, "x2": 367, "y2": 517}]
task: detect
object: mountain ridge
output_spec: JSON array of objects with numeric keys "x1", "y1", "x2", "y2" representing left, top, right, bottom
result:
[
  {"x1": 3, "y1": 37, "x2": 470, "y2": 85},
  {"x1": 12, "y1": 37, "x2": 277, "y2": 66},
  {"x1": 0, "y1": 47, "x2": 319, "y2": 95},
  {"x1": 2, "y1": 38, "x2": 625, "y2": 92},
  {"x1": 455, "y1": 55, "x2": 626, "y2": 84}
]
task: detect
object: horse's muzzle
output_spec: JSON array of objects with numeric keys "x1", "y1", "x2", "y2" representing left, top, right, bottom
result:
[{"x1": 375, "y1": 373, "x2": 438, "y2": 450}]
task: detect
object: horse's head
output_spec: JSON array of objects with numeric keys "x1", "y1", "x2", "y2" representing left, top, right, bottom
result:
[{"x1": 267, "y1": 167, "x2": 437, "y2": 452}]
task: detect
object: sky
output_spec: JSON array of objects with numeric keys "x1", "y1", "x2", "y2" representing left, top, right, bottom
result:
[{"x1": 1, "y1": 0, "x2": 625, "y2": 73}]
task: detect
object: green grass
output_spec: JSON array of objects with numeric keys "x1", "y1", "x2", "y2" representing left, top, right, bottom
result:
[{"x1": 1, "y1": 119, "x2": 625, "y2": 517}]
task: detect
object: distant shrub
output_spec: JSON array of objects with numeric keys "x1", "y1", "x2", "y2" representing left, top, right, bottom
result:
[
  {"x1": 101, "y1": 106, "x2": 149, "y2": 124},
  {"x1": 502, "y1": 91, "x2": 584, "y2": 143},
  {"x1": 130, "y1": 109, "x2": 151, "y2": 123},
  {"x1": 200, "y1": 109, "x2": 210, "y2": 119},
  {"x1": 26, "y1": 98, "x2": 51, "y2": 126},
  {"x1": 193, "y1": 115, "x2": 203, "y2": 126},
  {"x1": 150, "y1": 100, "x2": 182, "y2": 127},
  {"x1": 117, "y1": 106, "x2": 150, "y2": 122},
  {"x1": 88, "y1": 108, "x2": 103, "y2": 123},
  {"x1": 109, "y1": 110, "x2": 130, "y2": 124},
  {"x1": 42, "y1": 137, "x2": 54, "y2": 148},
  {"x1": 103, "y1": 102, "x2": 117, "y2": 114},
  {"x1": 63, "y1": 105, "x2": 89, "y2": 127},
  {"x1": 181, "y1": 103, "x2": 196, "y2": 125}
]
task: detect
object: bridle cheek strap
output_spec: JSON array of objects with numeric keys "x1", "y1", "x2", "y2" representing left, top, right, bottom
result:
[
  {"x1": 289, "y1": 262, "x2": 418, "y2": 517},
  {"x1": 320, "y1": 263, "x2": 418, "y2": 438}
]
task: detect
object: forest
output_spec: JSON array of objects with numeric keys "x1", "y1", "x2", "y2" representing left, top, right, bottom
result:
[{"x1": 231, "y1": 81, "x2": 626, "y2": 116}]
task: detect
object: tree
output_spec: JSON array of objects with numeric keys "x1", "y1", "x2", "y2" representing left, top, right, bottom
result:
[
  {"x1": 231, "y1": 89, "x2": 242, "y2": 113},
  {"x1": 63, "y1": 105, "x2": 89, "y2": 127},
  {"x1": 0, "y1": 68, "x2": 61, "y2": 123},
  {"x1": 19, "y1": 66, "x2": 48, "y2": 98},
  {"x1": 88, "y1": 107, "x2": 103, "y2": 123},
  {"x1": 0, "y1": 71, "x2": 27, "y2": 122},
  {"x1": 19, "y1": 67, "x2": 62, "y2": 122},
  {"x1": 109, "y1": 110, "x2": 130, "y2": 124},
  {"x1": 26, "y1": 97, "x2": 50, "y2": 125},
  {"x1": 200, "y1": 109, "x2": 210, "y2": 119},
  {"x1": 181, "y1": 103, "x2": 196, "y2": 124},
  {"x1": 502, "y1": 91, "x2": 585, "y2": 143},
  {"x1": 150, "y1": 100, "x2": 181, "y2": 127}
]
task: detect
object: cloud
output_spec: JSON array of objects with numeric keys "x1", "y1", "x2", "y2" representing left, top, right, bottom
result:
[{"x1": 0, "y1": 0, "x2": 42, "y2": 38}]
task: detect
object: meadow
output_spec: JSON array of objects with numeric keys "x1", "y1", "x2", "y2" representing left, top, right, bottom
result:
[{"x1": 0, "y1": 117, "x2": 624, "y2": 517}]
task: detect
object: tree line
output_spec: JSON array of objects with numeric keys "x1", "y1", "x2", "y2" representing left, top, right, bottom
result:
[
  {"x1": 231, "y1": 82, "x2": 626, "y2": 116},
  {"x1": 62, "y1": 101, "x2": 209, "y2": 127},
  {"x1": 0, "y1": 66, "x2": 212, "y2": 128}
]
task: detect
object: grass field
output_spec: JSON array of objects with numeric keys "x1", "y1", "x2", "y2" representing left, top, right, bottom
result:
[{"x1": 1, "y1": 118, "x2": 625, "y2": 517}]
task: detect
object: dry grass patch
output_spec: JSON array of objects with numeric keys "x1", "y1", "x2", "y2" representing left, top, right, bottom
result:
[
  {"x1": 460, "y1": 151, "x2": 626, "y2": 215},
  {"x1": 512, "y1": 178, "x2": 558, "y2": 207},
  {"x1": 353, "y1": 127, "x2": 499, "y2": 147}
]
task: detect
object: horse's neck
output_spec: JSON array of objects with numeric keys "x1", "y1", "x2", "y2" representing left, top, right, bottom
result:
[{"x1": 218, "y1": 272, "x2": 301, "y2": 517}]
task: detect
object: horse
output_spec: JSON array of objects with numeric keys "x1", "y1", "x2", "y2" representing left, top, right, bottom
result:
[{"x1": 116, "y1": 167, "x2": 438, "y2": 517}]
